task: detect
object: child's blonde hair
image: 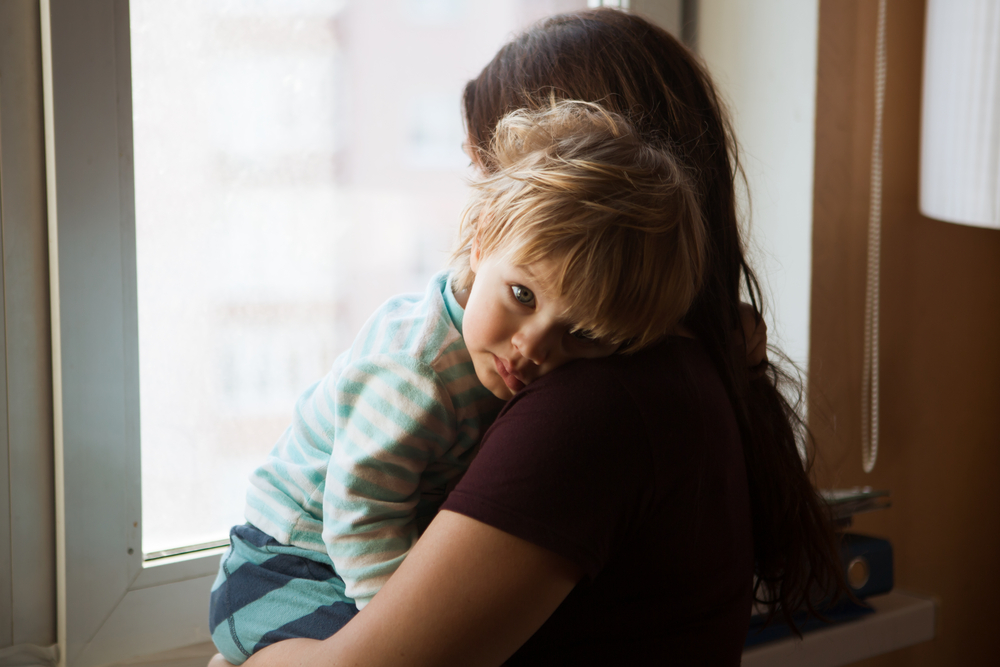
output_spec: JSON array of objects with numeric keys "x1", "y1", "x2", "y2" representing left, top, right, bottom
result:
[{"x1": 452, "y1": 99, "x2": 706, "y2": 352}]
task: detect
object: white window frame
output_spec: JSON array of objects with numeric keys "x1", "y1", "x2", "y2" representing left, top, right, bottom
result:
[{"x1": 45, "y1": 2, "x2": 221, "y2": 665}]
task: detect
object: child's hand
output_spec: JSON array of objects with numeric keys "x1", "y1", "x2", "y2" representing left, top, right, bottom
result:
[{"x1": 737, "y1": 302, "x2": 767, "y2": 372}]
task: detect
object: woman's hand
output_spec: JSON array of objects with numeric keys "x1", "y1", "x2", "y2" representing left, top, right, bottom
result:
[
  {"x1": 737, "y1": 302, "x2": 768, "y2": 370},
  {"x1": 244, "y1": 510, "x2": 582, "y2": 667}
]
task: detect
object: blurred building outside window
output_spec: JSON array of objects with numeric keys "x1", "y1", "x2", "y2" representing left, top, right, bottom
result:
[{"x1": 131, "y1": 0, "x2": 585, "y2": 556}]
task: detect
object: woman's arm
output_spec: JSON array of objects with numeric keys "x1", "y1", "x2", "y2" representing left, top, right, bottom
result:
[{"x1": 245, "y1": 510, "x2": 583, "y2": 667}]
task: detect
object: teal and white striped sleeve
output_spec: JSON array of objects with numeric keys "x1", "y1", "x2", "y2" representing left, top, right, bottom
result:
[{"x1": 321, "y1": 352, "x2": 456, "y2": 608}]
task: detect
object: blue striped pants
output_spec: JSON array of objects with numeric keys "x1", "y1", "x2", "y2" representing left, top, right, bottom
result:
[{"x1": 209, "y1": 524, "x2": 359, "y2": 664}]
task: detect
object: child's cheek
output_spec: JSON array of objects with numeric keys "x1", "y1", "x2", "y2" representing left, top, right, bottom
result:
[
  {"x1": 462, "y1": 301, "x2": 484, "y2": 347},
  {"x1": 482, "y1": 302, "x2": 513, "y2": 347},
  {"x1": 463, "y1": 300, "x2": 491, "y2": 348}
]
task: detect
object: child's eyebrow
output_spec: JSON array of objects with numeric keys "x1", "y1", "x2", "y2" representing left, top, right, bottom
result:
[
  {"x1": 515, "y1": 260, "x2": 561, "y2": 288},
  {"x1": 516, "y1": 263, "x2": 542, "y2": 281}
]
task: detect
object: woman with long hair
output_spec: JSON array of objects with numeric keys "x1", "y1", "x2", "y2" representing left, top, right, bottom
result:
[
  {"x1": 461, "y1": 6, "x2": 843, "y2": 629},
  {"x1": 238, "y1": 9, "x2": 844, "y2": 666}
]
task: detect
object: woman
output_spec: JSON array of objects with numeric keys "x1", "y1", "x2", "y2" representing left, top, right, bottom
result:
[{"x1": 240, "y1": 9, "x2": 843, "y2": 666}]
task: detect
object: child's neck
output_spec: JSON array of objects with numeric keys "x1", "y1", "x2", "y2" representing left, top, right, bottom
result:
[{"x1": 452, "y1": 284, "x2": 470, "y2": 309}]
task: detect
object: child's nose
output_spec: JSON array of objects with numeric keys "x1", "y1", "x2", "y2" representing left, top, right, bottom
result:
[{"x1": 513, "y1": 325, "x2": 556, "y2": 366}]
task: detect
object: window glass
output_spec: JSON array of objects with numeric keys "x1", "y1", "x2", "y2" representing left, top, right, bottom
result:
[{"x1": 131, "y1": 0, "x2": 585, "y2": 555}]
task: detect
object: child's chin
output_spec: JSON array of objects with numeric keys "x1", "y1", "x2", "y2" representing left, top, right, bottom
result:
[
  {"x1": 485, "y1": 384, "x2": 512, "y2": 400},
  {"x1": 478, "y1": 376, "x2": 512, "y2": 400}
]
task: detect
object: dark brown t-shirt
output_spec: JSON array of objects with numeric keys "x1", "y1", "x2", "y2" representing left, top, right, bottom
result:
[{"x1": 442, "y1": 337, "x2": 753, "y2": 666}]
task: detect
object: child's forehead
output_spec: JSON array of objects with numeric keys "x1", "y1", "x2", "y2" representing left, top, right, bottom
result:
[
  {"x1": 487, "y1": 246, "x2": 562, "y2": 292},
  {"x1": 497, "y1": 251, "x2": 562, "y2": 293},
  {"x1": 514, "y1": 258, "x2": 556, "y2": 286}
]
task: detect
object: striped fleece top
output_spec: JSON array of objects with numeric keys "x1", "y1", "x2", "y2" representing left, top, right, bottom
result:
[{"x1": 244, "y1": 270, "x2": 504, "y2": 608}]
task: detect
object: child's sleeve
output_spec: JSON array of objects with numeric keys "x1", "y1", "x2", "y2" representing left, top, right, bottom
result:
[{"x1": 322, "y1": 353, "x2": 456, "y2": 609}]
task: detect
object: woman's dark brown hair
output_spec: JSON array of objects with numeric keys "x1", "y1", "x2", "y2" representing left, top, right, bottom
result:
[{"x1": 464, "y1": 8, "x2": 846, "y2": 629}]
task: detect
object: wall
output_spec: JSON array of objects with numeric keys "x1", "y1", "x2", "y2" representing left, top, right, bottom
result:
[
  {"x1": 630, "y1": 0, "x2": 682, "y2": 36},
  {"x1": 0, "y1": 0, "x2": 57, "y2": 650},
  {"x1": 697, "y1": 0, "x2": 820, "y2": 370},
  {"x1": 809, "y1": 1, "x2": 1000, "y2": 665}
]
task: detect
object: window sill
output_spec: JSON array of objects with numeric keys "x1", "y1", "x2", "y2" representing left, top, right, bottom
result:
[
  {"x1": 742, "y1": 591, "x2": 937, "y2": 667},
  {"x1": 101, "y1": 591, "x2": 937, "y2": 667}
]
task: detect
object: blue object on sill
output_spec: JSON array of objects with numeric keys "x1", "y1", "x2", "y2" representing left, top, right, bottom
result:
[
  {"x1": 745, "y1": 533, "x2": 893, "y2": 647},
  {"x1": 839, "y1": 533, "x2": 894, "y2": 598}
]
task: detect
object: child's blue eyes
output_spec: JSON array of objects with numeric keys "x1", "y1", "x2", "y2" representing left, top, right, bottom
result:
[
  {"x1": 511, "y1": 285, "x2": 535, "y2": 305},
  {"x1": 508, "y1": 285, "x2": 601, "y2": 344}
]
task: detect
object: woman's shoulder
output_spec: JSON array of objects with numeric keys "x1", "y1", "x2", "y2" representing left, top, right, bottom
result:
[
  {"x1": 530, "y1": 336, "x2": 719, "y2": 402},
  {"x1": 505, "y1": 336, "x2": 736, "y2": 450}
]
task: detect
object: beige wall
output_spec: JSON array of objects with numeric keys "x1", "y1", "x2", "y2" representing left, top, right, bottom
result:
[
  {"x1": 630, "y1": 0, "x2": 683, "y2": 36},
  {"x1": 698, "y1": 0, "x2": 820, "y2": 370},
  {"x1": 809, "y1": 1, "x2": 1000, "y2": 665}
]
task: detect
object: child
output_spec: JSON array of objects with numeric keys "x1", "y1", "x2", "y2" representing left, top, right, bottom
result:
[{"x1": 209, "y1": 99, "x2": 721, "y2": 663}]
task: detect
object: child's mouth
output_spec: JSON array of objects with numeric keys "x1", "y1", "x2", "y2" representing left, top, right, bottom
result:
[{"x1": 493, "y1": 355, "x2": 525, "y2": 393}]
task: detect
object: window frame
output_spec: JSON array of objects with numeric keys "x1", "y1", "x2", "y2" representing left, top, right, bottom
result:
[{"x1": 46, "y1": 2, "x2": 220, "y2": 665}]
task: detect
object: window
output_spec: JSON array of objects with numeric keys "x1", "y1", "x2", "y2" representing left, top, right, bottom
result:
[{"x1": 131, "y1": 0, "x2": 504, "y2": 556}]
